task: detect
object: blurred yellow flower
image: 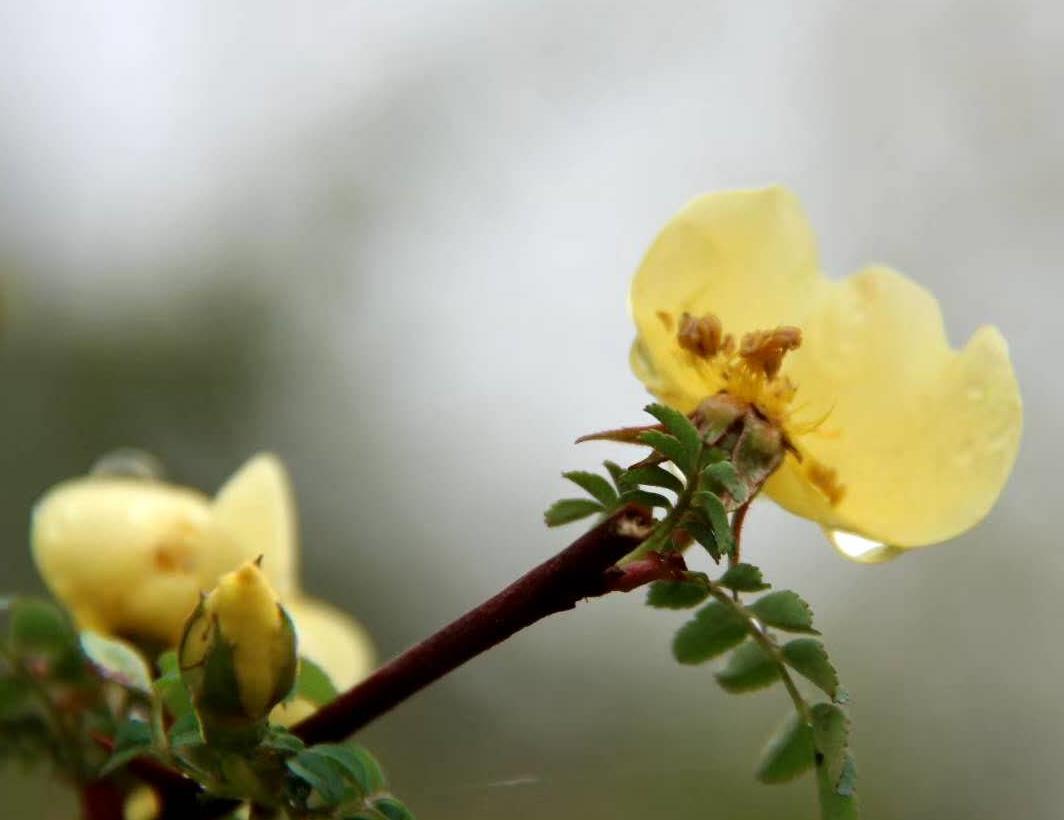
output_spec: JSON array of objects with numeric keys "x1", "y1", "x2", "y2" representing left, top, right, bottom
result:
[
  {"x1": 31, "y1": 453, "x2": 373, "y2": 690},
  {"x1": 630, "y1": 187, "x2": 1022, "y2": 560}
]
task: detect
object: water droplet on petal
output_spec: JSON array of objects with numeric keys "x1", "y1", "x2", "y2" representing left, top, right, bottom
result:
[{"x1": 827, "y1": 529, "x2": 904, "y2": 563}]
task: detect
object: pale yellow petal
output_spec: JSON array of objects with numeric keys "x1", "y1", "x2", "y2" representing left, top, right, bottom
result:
[
  {"x1": 629, "y1": 187, "x2": 827, "y2": 412},
  {"x1": 31, "y1": 478, "x2": 211, "y2": 644},
  {"x1": 286, "y1": 597, "x2": 375, "y2": 691},
  {"x1": 203, "y1": 453, "x2": 299, "y2": 597},
  {"x1": 767, "y1": 267, "x2": 1022, "y2": 549}
]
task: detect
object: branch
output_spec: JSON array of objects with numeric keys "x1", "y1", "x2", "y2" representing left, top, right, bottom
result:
[{"x1": 292, "y1": 504, "x2": 653, "y2": 745}]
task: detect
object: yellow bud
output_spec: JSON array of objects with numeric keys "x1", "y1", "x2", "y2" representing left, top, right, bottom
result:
[{"x1": 179, "y1": 561, "x2": 297, "y2": 742}]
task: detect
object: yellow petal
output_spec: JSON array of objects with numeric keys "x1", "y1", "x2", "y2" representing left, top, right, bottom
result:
[
  {"x1": 767, "y1": 267, "x2": 1022, "y2": 549},
  {"x1": 31, "y1": 478, "x2": 212, "y2": 644},
  {"x1": 629, "y1": 187, "x2": 826, "y2": 412},
  {"x1": 204, "y1": 453, "x2": 299, "y2": 597},
  {"x1": 286, "y1": 597, "x2": 375, "y2": 691}
]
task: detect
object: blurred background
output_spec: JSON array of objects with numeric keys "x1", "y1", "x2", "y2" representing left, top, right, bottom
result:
[{"x1": 0, "y1": 2, "x2": 1059, "y2": 818}]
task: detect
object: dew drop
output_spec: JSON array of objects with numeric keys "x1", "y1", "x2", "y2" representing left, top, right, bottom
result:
[{"x1": 827, "y1": 529, "x2": 904, "y2": 563}]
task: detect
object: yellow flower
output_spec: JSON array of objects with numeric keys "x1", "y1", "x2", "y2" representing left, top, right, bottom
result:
[
  {"x1": 629, "y1": 187, "x2": 1022, "y2": 560},
  {"x1": 179, "y1": 560, "x2": 297, "y2": 728},
  {"x1": 31, "y1": 453, "x2": 373, "y2": 689}
]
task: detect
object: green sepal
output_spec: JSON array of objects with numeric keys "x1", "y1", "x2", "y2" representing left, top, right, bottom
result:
[
  {"x1": 562, "y1": 471, "x2": 618, "y2": 507},
  {"x1": 155, "y1": 650, "x2": 194, "y2": 721},
  {"x1": 715, "y1": 640, "x2": 780, "y2": 694},
  {"x1": 168, "y1": 711, "x2": 203, "y2": 748},
  {"x1": 692, "y1": 395, "x2": 746, "y2": 445},
  {"x1": 749, "y1": 591, "x2": 819, "y2": 634},
  {"x1": 645, "y1": 575, "x2": 710, "y2": 609},
  {"x1": 782, "y1": 639, "x2": 838, "y2": 699},
  {"x1": 756, "y1": 712, "x2": 815, "y2": 784},
  {"x1": 544, "y1": 498, "x2": 603, "y2": 527},
  {"x1": 733, "y1": 414, "x2": 786, "y2": 489},
  {"x1": 717, "y1": 563, "x2": 770, "y2": 592},
  {"x1": 672, "y1": 601, "x2": 747, "y2": 664}
]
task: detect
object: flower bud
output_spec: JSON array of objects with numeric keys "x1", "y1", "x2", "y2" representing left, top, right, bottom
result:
[{"x1": 179, "y1": 560, "x2": 297, "y2": 745}]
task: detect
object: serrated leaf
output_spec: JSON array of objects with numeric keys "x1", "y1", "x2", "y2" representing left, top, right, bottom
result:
[
  {"x1": 101, "y1": 719, "x2": 154, "y2": 775},
  {"x1": 817, "y1": 752, "x2": 859, "y2": 819},
  {"x1": 287, "y1": 749, "x2": 350, "y2": 805},
  {"x1": 619, "y1": 489, "x2": 672, "y2": 510},
  {"x1": 718, "y1": 563, "x2": 770, "y2": 592},
  {"x1": 695, "y1": 491, "x2": 735, "y2": 557},
  {"x1": 783, "y1": 639, "x2": 838, "y2": 699},
  {"x1": 701, "y1": 461, "x2": 749, "y2": 504},
  {"x1": 603, "y1": 461, "x2": 627, "y2": 491},
  {"x1": 673, "y1": 602, "x2": 747, "y2": 664},
  {"x1": 562, "y1": 471, "x2": 618, "y2": 507},
  {"x1": 646, "y1": 577, "x2": 710, "y2": 609},
  {"x1": 295, "y1": 657, "x2": 339, "y2": 706},
  {"x1": 312, "y1": 743, "x2": 388, "y2": 796},
  {"x1": 623, "y1": 465, "x2": 684, "y2": 496},
  {"x1": 638, "y1": 430, "x2": 692, "y2": 474},
  {"x1": 756, "y1": 712, "x2": 815, "y2": 784},
  {"x1": 80, "y1": 631, "x2": 153, "y2": 694},
  {"x1": 264, "y1": 727, "x2": 305, "y2": 754},
  {"x1": 749, "y1": 591, "x2": 818, "y2": 634},
  {"x1": 715, "y1": 640, "x2": 780, "y2": 693},
  {"x1": 645, "y1": 404, "x2": 701, "y2": 464},
  {"x1": 681, "y1": 515, "x2": 724, "y2": 561},
  {"x1": 810, "y1": 702, "x2": 849, "y2": 782},
  {"x1": 544, "y1": 498, "x2": 603, "y2": 527},
  {"x1": 373, "y1": 797, "x2": 415, "y2": 820}
]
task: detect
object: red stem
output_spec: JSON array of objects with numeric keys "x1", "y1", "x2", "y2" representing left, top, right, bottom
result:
[
  {"x1": 79, "y1": 779, "x2": 124, "y2": 820},
  {"x1": 292, "y1": 504, "x2": 653, "y2": 745}
]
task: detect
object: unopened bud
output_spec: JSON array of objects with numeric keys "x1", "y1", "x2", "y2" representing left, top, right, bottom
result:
[{"x1": 179, "y1": 560, "x2": 297, "y2": 745}]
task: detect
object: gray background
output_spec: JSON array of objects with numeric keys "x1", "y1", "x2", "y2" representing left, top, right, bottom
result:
[{"x1": 0, "y1": 2, "x2": 1059, "y2": 818}]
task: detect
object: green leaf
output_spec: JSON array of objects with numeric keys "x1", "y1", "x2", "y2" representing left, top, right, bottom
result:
[
  {"x1": 287, "y1": 749, "x2": 349, "y2": 805},
  {"x1": 695, "y1": 491, "x2": 735, "y2": 557},
  {"x1": 810, "y1": 703, "x2": 849, "y2": 782},
  {"x1": 0, "y1": 676, "x2": 30, "y2": 718},
  {"x1": 817, "y1": 752, "x2": 859, "y2": 819},
  {"x1": 80, "y1": 631, "x2": 153, "y2": 694},
  {"x1": 681, "y1": 516, "x2": 724, "y2": 561},
  {"x1": 155, "y1": 650, "x2": 194, "y2": 720},
  {"x1": 672, "y1": 602, "x2": 747, "y2": 664},
  {"x1": 701, "y1": 461, "x2": 749, "y2": 504},
  {"x1": 646, "y1": 576, "x2": 710, "y2": 609},
  {"x1": 756, "y1": 712, "x2": 815, "y2": 784},
  {"x1": 715, "y1": 640, "x2": 780, "y2": 694},
  {"x1": 264, "y1": 727, "x2": 305, "y2": 754},
  {"x1": 562, "y1": 471, "x2": 618, "y2": 507},
  {"x1": 623, "y1": 465, "x2": 684, "y2": 496},
  {"x1": 619, "y1": 489, "x2": 672, "y2": 510},
  {"x1": 101, "y1": 719, "x2": 154, "y2": 775},
  {"x1": 544, "y1": 498, "x2": 603, "y2": 527},
  {"x1": 638, "y1": 430, "x2": 692, "y2": 474},
  {"x1": 8, "y1": 598, "x2": 77, "y2": 658},
  {"x1": 749, "y1": 591, "x2": 819, "y2": 634},
  {"x1": 603, "y1": 461, "x2": 627, "y2": 491},
  {"x1": 295, "y1": 657, "x2": 338, "y2": 706},
  {"x1": 312, "y1": 743, "x2": 387, "y2": 796},
  {"x1": 168, "y1": 712, "x2": 203, "y2": 748},
  {"x1": 373, "y1": 797, "x2": 415, "y2": 820},
  {"x1": 782, "y1": 639, "x2": 838, "y2": 699},
  {"x1": 644, "y1": 404, "x2": 701, "y2": 464},
  {"x1": 718, "y1": 563, "x2": 770, "y2": 592}
]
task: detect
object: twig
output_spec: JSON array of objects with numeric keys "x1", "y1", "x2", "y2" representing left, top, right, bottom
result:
[{"x1": 292, "y1": 504, "x2": 653, "y2": 745}]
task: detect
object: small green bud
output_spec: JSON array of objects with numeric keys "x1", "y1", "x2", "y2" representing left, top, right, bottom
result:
[{"x1": 179, "y1": 560, "x2": 297, "y2": 746}]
